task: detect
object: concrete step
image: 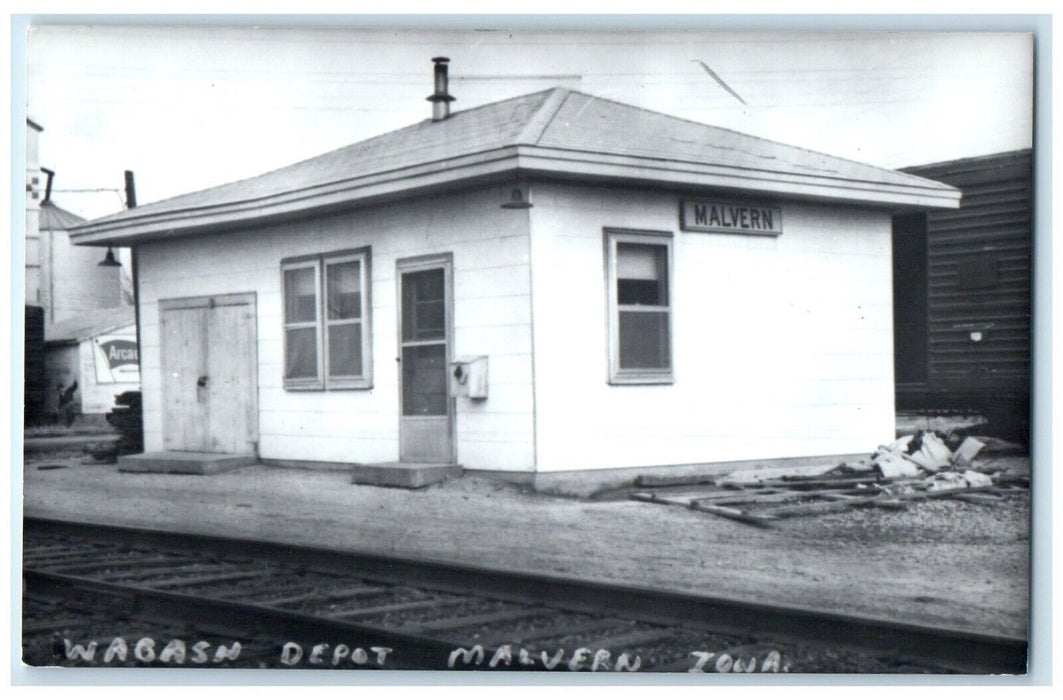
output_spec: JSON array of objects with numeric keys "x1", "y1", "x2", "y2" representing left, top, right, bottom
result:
[
  {"x1": 351, "y1": 462, "x2": 462, "y2": 489},
  {"x1": 118, "y1": 451, "x2": 258, "y2": 475}
]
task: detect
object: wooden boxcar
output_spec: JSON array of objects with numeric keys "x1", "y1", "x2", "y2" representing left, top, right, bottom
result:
[
  {"x1": 24, "y1": 304, "x2": 46, "y2": 426},
  {"x1": 892, "y1": 149, "x2": 1032, "y2": 439}
]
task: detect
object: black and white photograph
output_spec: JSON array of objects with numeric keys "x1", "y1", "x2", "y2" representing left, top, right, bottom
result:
[{"x1": 15, "y1": 17, "x2": 1043, "y2": 680}]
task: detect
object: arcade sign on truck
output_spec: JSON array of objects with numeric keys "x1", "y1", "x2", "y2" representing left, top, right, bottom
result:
[{"x1": 93, "y1": 335, "x2": 140, "y2": 385}]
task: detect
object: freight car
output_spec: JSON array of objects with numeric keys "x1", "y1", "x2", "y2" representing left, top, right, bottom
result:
[
  {"x1": 892, "y1": 149, "x2": 1032, "y2": 442},
  {"x1": 24, "y1": 304, "x2": 46, "y2": 426}
]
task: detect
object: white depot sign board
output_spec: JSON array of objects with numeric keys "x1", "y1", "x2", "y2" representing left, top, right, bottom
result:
[
  {"x1": 93, "y1": 333, "x2": 140, "y2": 384},
  {"x1": 680, "y1": 200, "x2": 783, "y2": 236}
]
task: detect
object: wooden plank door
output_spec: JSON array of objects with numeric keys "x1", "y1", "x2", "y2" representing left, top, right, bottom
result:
[
  {"x1": 161, "y1": 304, "x2": 210, "y2": 451},
  {"x1": 398, "y1": 255, "x2": 454, "y2": 463},
  {"x1": 206, "y1": 297, "x2": 257, "y2": 453},
  {"x1": 160, "y1": 294, "x2": 258, "y2": 454}
]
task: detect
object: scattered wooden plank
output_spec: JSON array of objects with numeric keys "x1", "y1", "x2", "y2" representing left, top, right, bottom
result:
[
  {"x1": 621, "y1": 487, "x2": 774, "y2": 503},
  {"x1": 953, "y1": 494, "x2": 1005, "y2": 505},
  {"x1": 633, "y1": 473, "x2": 719, "y2": 488},
  {"x1": 634, "y1": 471, "x2": 1013, "y2": 522},
  {"x1": 777, "y1": 476, "x2": 881, "y2": 489},
  {"x1": 630, "y1": 492, "x2": 776, "y2": 528},
  {"x1": 707, "y1": 488, "x2": 868, "y2": 507},
  {"x1": 910, "y1": 485, "x2": 1000, "y2": 500},
  {"x1": 719, "y1": 482, "x2": 770, "y2": 490},
  {"x1": 869, "y1": 499, "x2": 908, "y2": 510},
  {"x1": 993, "y1": 474, "x2": 1030, "y2": 488},
  {"x1": 756, "y1": 484, "x2": 984, "y2": 517},
  {"x1": 759, "y1": 496, "x2": 887, "y2": 518},
  {"x1": 689, "y1": 501, "x2": 778, "y2": 528}
]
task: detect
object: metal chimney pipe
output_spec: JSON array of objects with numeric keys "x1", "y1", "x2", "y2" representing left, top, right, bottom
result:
[
  {"x1": 124, "y1": 170, "x2": 137, "y2": 209},
  {"x1": 426, "y1": 57, "x2": 455, "y2": 121},
  {"x1": 41, "y1": 167, "x2": 55, "y2": 204}
]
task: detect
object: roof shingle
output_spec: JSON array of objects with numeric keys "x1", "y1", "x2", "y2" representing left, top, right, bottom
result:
[{"x1": 71, "y1": 87, "x2": 959, "y2": 245}]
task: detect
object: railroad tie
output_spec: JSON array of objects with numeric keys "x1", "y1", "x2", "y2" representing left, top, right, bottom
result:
[
  {"x1": 23, "y1": 618, "x2": 107, "y2": 634},
  {"x1": 44, "y1": 555, "x2": 202, "y2": 574},
  {"x1": 86, "y1": 561, "x2": 248, "y2": 582},
  {"x1": 329, "y1": 597, "x2": 458, "y2": 620},
  {"x1": 254, "y1": 585, "x2": 391, "y2": 607},
  {"x1": 140, "y1": 569, "x2": 274, "y2": 589},
  {"x1": 23, "y1": 549, "x2": 120, "y2": 566},
  {"x1": 582, "y1": 625, "x2": 674, "y2": 652},
  {"x1": 405, "y1": 605, "x2": 548, "y2": 634},
  {"x1": 477, "y1": 616, "x2": 627, "y2": 648}
]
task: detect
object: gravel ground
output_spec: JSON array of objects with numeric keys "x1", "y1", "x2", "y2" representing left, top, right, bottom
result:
[{"x1": 20, "y1": 446, "x2": 1030, "y2": 640}]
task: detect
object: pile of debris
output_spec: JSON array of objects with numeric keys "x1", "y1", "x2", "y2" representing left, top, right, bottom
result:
[{"x1": 626, "y1": 431, "x2": 1028, "y2": 528}]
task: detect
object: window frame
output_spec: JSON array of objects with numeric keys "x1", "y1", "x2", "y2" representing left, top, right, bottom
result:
[
  {"x1": 281, "y1": 247, "x2": 373, "y2": 391},
  {"x1": 604, "y1": 228, "x2": 675, "y2": 385}
]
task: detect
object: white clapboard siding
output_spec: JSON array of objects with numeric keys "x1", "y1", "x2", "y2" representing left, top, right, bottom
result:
[
  {"x1": 137, "y1": 186, "x2": 535, "y2": 470},
  {"x1": 528, "y1": 182, "x2": 895, "y2": 472}
]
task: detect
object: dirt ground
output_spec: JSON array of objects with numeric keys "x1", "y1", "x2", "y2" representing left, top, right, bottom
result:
[{"x1": 21, "y1": 447, "x2": 1030, "y2": 639}]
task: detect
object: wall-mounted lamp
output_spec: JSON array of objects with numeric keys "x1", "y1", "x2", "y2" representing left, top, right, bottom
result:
[
  {"x1": 501, "y1": 184, "x2": 533, "y2": 209},
  {"x1": 98, "y1": 247, "x2": 122, "y2": 267}
]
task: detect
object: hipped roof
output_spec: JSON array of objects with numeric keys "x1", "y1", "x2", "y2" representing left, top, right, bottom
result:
[{"x1": 71, "y1": 88, "x2": 960, "y2": 246}]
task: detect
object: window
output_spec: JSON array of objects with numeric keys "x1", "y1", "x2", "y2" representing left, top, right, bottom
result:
[
  {"x1": 605, "y1": 229, "x2": 673, "y2": 384},
  {"x1": 282, "y1": 248, "x2": 372, "y2": 390}
]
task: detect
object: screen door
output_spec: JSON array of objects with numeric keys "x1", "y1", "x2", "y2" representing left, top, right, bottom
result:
[{"x1": 397, "y1": 255, "x2": 454, "y2": 463}]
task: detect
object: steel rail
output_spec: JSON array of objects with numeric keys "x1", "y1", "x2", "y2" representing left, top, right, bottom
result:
[
  {"x1": 22, "y1": 516, "x2": 1027, "y2": 674},
  {"x1": 23, "y1": 569, "x2": 462, "y2": 671}
]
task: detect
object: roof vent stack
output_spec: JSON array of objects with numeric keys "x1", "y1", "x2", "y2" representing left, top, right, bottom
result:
[{"x1": 427, "y1": 57, "x2": 455, "y2": 121}]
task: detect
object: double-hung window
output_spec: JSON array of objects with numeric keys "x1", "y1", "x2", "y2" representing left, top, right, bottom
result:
[
  {"x1": 605, "y1": 229, "x2": 674, "y2": 384},
  {"x1": 282, "y1": 248, "x2": 372, "y2": 390}
]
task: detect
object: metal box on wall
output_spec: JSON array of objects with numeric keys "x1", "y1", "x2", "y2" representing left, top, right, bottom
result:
[{"x1": 450, "y1": 355, "x2": 488, "y2": 400}]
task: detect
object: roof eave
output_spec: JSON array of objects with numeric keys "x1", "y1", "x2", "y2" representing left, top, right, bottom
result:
[
  {"x1": 69, "y1": 147, "x2": 525, "y2": 246},
  {"x1": 518, "y1": 147, "x2": 962, "y2": 210},
  {"x1": 70, "y1": 146, "x2": 959, "y2": 246}
]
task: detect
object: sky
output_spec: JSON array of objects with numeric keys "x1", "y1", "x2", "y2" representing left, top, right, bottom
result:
[{"x1": 24, "y1": 24, "x2": 1034, "y2": 221}]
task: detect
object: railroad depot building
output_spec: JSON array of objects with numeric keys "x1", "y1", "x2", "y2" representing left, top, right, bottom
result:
[{"x1": 70, "y1": 65, "x2": 961, "y2": 487}]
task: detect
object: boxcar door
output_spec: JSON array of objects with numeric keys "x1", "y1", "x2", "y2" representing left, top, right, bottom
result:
[
  {"x1": 161, "y1": 294, "x2": 258, "y2": 454},
  {"x1": 397, "y1": 255, "x2": 454, "y2": 463}
]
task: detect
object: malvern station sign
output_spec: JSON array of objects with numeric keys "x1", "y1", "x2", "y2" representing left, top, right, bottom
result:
[{"x1": 680, "y1": 200, "x2": 783, "y2": 236}]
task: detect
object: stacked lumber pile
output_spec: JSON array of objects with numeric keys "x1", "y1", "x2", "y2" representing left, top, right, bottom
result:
[
  {"x1": 627, "y1": 432, "x2": 1028, "y2": 527},
  {"x1": 84, "y1": 391, "x2": 143, "y2": 463}
]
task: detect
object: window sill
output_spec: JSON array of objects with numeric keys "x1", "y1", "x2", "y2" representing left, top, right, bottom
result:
[
  {"x1": 326, "y1": 379, "x2": 373, "y2": 391},
  {"x1": 283, "y1": 379, "x2": 373, "y2": 392},
  {"x1": 284, "y1": 380, "x2": 324, "y2": 391},
  {"x1": 608, "y1": 373, "x2": 675, "y2": 386}
]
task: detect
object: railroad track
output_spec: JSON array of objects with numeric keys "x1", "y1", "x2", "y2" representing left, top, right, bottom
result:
[{"x1": 21, "y1": 517, "x2": 1026, "y2": 673}]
